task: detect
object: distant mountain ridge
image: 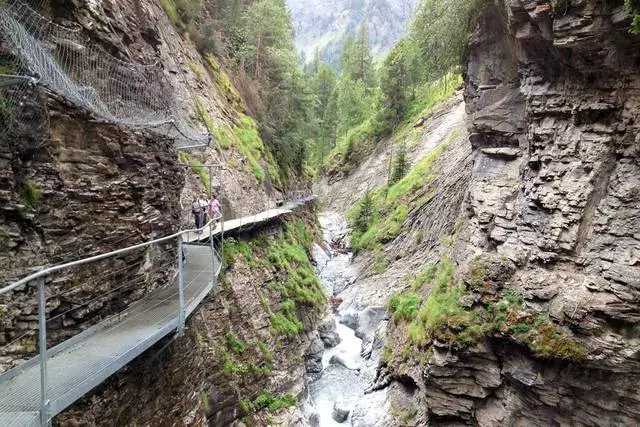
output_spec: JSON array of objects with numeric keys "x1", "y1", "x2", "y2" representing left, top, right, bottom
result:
[{"x1": 286, "y1": 0, "x2": 417, "y2": 65}]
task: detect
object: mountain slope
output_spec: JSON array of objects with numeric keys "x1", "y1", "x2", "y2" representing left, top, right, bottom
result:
[{"x1": 286, "y1": 0, "x2": 417, "y2": 64}]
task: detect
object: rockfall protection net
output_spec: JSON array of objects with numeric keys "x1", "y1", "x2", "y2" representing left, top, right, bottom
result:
[{"x1": 0, "y1": 0, "x2": 210, "y2": 148}]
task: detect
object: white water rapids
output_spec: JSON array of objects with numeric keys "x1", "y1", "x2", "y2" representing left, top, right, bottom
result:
[{"x1": 305, "y1": 212, "x2": 385, "y2": 427}]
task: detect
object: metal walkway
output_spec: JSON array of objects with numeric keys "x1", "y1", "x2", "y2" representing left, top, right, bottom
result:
[
  {"x1": 184, "y1": 197, "x2": 314, "y2": 244},
  {"x1": 0, "y1": 196, "x2": 315, "y2": 426}
]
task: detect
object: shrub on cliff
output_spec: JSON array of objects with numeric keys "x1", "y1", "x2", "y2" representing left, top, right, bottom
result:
[{"x1": 627, "y1": 0, "x2": 640, "y2": 33}]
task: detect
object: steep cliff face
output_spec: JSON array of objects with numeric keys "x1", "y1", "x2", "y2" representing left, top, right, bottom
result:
[{"x1": 380, "y1": 0, "x2": 640, "y2": 425}]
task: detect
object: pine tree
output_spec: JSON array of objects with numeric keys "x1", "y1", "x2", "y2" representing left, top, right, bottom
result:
[
  {"x1": 353, "y1": 190, "x2": 375, "y2": 233},
  {"x1": 390, "y1": 142, "x2": 408, "y2": 185},
  {"x1": 339, "y1": 24, "x2": 376, "y2": 88},
  {"x1": 310, "y1": 63, "x2": 338, "y2": 162},
  {"x1": 353, "y1": 23, "x2": 376, "y2": 88}
]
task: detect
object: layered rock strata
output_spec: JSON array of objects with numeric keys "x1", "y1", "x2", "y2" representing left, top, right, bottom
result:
[{"x1": 382, "y1": 0, "x2": 640, "y2": 425}]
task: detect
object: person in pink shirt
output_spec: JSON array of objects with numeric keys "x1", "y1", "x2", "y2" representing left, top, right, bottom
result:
[{"x1": 209, "y1": 196, "x2": 221, "y2": 219}]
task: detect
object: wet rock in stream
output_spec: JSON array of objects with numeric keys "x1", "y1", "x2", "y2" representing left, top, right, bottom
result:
[{"x1": 318, "y1": 316, "x2": 341, "y2": 348}]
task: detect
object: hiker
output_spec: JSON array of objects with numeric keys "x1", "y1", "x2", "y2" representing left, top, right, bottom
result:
[
  {"x1": 198, "y1": 194, "x2": 209, "y2": 228},
  {"x1": 210, "y1": 195, "x2": 221, "y2": 219},
  {"x1": 191, "y1": 196, "x2": 203, "y2": 231}
]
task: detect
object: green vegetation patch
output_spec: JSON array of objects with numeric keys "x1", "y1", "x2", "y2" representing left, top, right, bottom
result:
[
  {"x1": 627, "y1": 0, "x2": 640, "y2": 33},
  {"x1": 223, "y1": 222, "x2": 325, "y2": 339},
  {"x1": 179, "y1": 151, "x2": 210, "y2": 190},
  {"x1": 349, "y1": 129, "x2": 460, "y2": 254},
  {"x1": 186, "y1": 59, "x2": 205, "y2": 82},
  {"x1": 20, "y1": 179, "x2": 42, "y2": 210},
  {"x1": 387, "y1": 259, "x2": 587, "y2": 361},
  {"x1": 159, "y1": 0, "x2": 203, "y2": 34},
  {"x1": 241, "y1": 391, "x2": 298, "y2": 414},
  {"x1": 204, "y1": 54, "x2": 243, "y2": 109},
  {"x1": 193, "y1": 95, "x2": 282, "y2": 185},
  {"x1": 225, "y1": 331, "x2": 246, "y2": 354}
]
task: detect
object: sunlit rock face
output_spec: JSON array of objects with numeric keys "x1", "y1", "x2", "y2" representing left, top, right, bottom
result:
[{"x1": 286, "y1": 0, "x2": 417, "y2": 64}]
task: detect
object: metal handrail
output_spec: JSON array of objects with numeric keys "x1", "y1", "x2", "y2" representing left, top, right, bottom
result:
[{"x1": 0, "y1": 212, "x2": 223, "y2": 295}]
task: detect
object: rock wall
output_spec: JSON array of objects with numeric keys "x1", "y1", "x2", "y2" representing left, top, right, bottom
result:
[
  {"x1": 0, "y1": 93, "x2": 183, "y2": 370},
  {"x1": 381, "y1": 0, "x2": 640, "y2": 425}
]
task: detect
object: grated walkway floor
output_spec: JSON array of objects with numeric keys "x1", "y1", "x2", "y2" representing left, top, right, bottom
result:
[{"x1": 0, "y1": 246, "x2": 218, "y2": 427}]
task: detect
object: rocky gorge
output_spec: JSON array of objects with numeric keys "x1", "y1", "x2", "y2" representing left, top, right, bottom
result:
[{"x1": 0, "y1": 0, "x2": 639, "y2": 426}]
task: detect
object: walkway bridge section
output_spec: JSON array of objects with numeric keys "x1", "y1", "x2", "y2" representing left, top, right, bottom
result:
[{"x1": 0, "y1": 196, "x2": 315, "y2": 426}]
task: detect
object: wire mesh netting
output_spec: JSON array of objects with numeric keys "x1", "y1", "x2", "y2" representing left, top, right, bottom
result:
[{"x1": 0, "y1": 0, "x2": 210, "y2": 148}]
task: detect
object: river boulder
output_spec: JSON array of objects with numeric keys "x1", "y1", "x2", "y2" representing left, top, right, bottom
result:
[{"x1": 332, "y1": 403, "x2": 350, "y2": 423}]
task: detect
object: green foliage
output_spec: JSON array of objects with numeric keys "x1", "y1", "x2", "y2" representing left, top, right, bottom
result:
[
  {"x1": 269, "y1": 309, "x2": 304, "y2": 337},
  {"x1": 186, "y1": 59, "x2": 205, "y2": 81},
  {"x1": 626, "y1": 0, "x2": 640, "y2": 33},
  {"x1": 411, "y1": 0, "x2": 486, "y2": 82},
  {"x1": 349, "y1": 130, "x2": 458, "y2": 255},
  {"x1": 373, "y1": 250, "x2": 390, "y2": 275},
  {"x1": 245, "y1": 391, "x2": 298, "y2": 413},
  {"x1": 398, "y1": 408, "x2": 418, "y2": 422},
  {"x1": 335, "y1": 78, "x2": 374, "y2": 140},
  {"x1": 387, "y1": 131, "x2": 457, "y2": 204},
  {"x1": 179, "y1": 151, "x2": 211, "y2": 190},
  {"x1": 232, "y1": 113, "x2": 267, "y2": 181},
  {"x1": 468, "y1": 256, "x2": 489, "y2": 289},
  {"x1": 405, "y1": 73, "x2": 463, "y2": 121},
  {"x1": 389, "y1": 259, "x2": 587, "y2": 361},
  {"x1": 222, "y1": 237, "x2": 254, "y2": 270},
  {"x1": 340, "y1": 25, "x2": 377, "y2": 88},
  {"x1": 376, "y1": 39, "x2": 419, "y2": 134},
  {"x1": 203, "y1": 54, "x2": 243, "y2": 109},
  {"x1": 201, "y1": 101, "x2": 281, "y2": 185},
  {"x1": 352, "y1": 190, "x2": 376, "y2": 234},
  {"x1": 160, "y1": 0, "x2": 204, "y2": 34},
  {"x1": 389, "y1": 293, "x2": 421, "y2": 324},
  {"x1": 380, "y1": 345, "x2": 393, "y2": 364},
  {"x1": 160, "y1": 0, "x2": 179, "y2": 26},
  {"x1": 224, "y1": 332, "x2": 246, "y2": 354},
  {"x1": 19, "y1": 180, "x2": 42, "y2": 210},
  {"x1": 257, "y1": 341, "x2": 274, "y2": 363},
  {"x1": 525, "y1": 323, "x2": 588, "y2": 360},
  {"x1": 195, "y1": 97, "x2": 216, "y2": 135},
  {"x1": 223, "y1": 353, "x2": 248, "y2": 376},
  {"x1": 261, "y1": 222, "x2": 325, "y2": 336}
]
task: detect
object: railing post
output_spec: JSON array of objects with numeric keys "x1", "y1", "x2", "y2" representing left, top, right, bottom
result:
[
  {"x1": 177, "y1": 235, "x2": 185, "y2": 336},
  {"x1": 220, "y1": 209, "x2": 225, "y2": 267},
  {"x1": 214, "y1": 212, "x2": 216, "y2": 285},
  {"x1": 36, "y1": 276, "x2": 49, "y2": 426}
]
